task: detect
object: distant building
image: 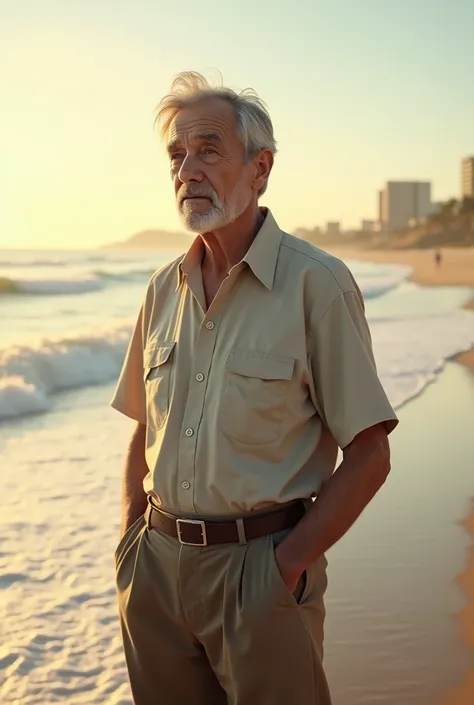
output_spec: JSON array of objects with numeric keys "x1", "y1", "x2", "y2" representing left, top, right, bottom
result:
[
  {"x1": 361, "y1": 219, "x2": 376, "y2": 232},
  {"x1": 377, "y1": 190, "x2": 384, "y2": 225},
  {"x1": 326, "y1": 221, "x2": 341, "y2": 236},
  {"x1": 294, "y1": 226, "x2": 322, "y2": 243},
  {"x1": 294, "y1": 227, "x2": 312, "y2": 240},
  {"x1": 379, "y1": 181, "x2": 433, "y2": 232},
  {"x1": 461, "y1": 156, "x2": 474, "y2": 199}
]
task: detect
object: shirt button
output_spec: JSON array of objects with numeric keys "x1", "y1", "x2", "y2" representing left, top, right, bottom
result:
[
  {"x1": 195, "y1": 373, "x2": 204, "y2": 382},
  {"x1": 182, "y1": 481, "x2": 190, "y2": 489},
  {"x1": 185, "y1": 428, "x2": 194, "y2": 437},
  {"x1": 206, "y1": 321, "x2": 215, "y2": 330}
]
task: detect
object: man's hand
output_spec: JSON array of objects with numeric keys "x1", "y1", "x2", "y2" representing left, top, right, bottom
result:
[
  {"x1": 272, "y1": 423, "x2": 391, "y2": 587},
  {"x1": 274, "y1": 542, "x2": 304, "y2": 594}
]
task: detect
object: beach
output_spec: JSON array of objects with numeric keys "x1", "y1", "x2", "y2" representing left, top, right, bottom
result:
[
  {"x1": 445, "y1": 506, "x2": 474, "y2": 705},
  {"x1": 1, "y1": 246, "x2": 474, "y2": 704},
  {"x1": 325, "y1": 244, "x2": 474, "y2": 704},
  {"x1": 327, "y1": 245, "x2": 474, "y2": 361},
  {"x1": 326, "y1": 245, "x2": 474, "y2": 290},
  {"x1": 328, "y1": 245, "x2": 474, "y2": 373}
]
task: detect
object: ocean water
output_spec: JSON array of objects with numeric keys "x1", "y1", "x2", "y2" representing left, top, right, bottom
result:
[
  {"x1": 1, "y1": 247, "x2": 474, "y2": 704},
  {"x1": 1, "y1": 250, "x2": 473, "y2": 421}
]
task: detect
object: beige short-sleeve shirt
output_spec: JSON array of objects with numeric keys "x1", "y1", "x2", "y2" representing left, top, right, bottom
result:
[{"x1": 111, "y1": 209, "x2": 398, "y2": 516}]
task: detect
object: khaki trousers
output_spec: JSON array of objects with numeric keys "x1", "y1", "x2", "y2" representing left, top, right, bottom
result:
[{"x1": 115, "y1": 510, "x2": 331, "y2": 705}]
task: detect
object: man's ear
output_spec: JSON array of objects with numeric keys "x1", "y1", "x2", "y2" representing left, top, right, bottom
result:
[{"x1": 253, "y1": 149, "x2": 274, "y2": 193}]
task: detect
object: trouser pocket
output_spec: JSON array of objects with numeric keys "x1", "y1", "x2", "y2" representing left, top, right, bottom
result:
[
  {"x1": 114, "y1": 514, "x2": 146, "y2": 566},
  {"x1": 292, "y1": 570, "x2": 307, "y2": 605},
  {"x1": 270, "y1": 530, "x2": 309, "y2": 606}
]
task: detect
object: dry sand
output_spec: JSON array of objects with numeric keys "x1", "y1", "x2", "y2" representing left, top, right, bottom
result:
[
  {"x1": 326, "y1": 245, "x2": 474, "y2": 289},
  {"x1": 327, "y1": 244, "x2": 474, "y2": 704}
]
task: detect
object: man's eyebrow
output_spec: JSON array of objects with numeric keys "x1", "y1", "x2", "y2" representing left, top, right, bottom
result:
[
  {"x1": 167, "y1": 133, "x2": 222, "y2": 154},
  {"x1": 195, "y1": 132, "x2": 222, "y2": 143},
  {"x1": 166, "y1": 139, "x2": 181, "y2": 155}
]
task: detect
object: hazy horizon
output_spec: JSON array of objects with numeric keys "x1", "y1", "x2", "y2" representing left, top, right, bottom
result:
[
  {"x1": 0, "y1": 227, "x2": 193, "y2": 252},
  {"x1": 2, "y1": 0, "x2": 474, "y2": 249}
]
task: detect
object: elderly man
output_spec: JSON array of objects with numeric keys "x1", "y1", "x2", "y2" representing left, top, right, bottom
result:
[{"x1": 111, "y1": 71, "x2": 398, "y2": 705}]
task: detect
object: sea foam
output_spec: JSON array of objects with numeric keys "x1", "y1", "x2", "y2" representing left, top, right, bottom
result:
[{"x1": 0, "y1": 325, "x2": 132, "y2": 420}]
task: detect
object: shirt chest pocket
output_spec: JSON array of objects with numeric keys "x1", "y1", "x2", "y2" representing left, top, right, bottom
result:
[
  {"x1": 219, "y1": 348, "x2": 295, "y2": 446},
  {"x1": 144, "y1": 343, "x2": 175, "y2": 430}
]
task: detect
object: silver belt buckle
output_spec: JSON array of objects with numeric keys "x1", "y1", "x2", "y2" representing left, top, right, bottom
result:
[{"x1": 176, "y1": 518, "x2": 208, "y2": 546}]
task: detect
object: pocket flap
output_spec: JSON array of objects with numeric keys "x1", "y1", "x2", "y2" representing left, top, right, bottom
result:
[
  {"x1": 144, "y1": 342, "x2": 175, "y2": 369},
  {"x1": 225, "y1": 348, "x2": 295, "y2": 380}
]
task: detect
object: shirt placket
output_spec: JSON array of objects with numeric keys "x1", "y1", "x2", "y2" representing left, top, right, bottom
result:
[{"x1": 176, "y1": 266, "x2": 244, "y2": 513}]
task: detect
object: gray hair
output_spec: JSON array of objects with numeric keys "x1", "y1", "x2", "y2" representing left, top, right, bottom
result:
[{"x1": 154, "y1": 71, "x2": 277, "y2": 196}]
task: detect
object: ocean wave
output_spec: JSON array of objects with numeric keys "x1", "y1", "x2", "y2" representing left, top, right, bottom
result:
[
  {"x1": 0, "y1": 253, "x2": 147, "y2": 268},
  {"x1": 0, "y1": 265, "x2": 158, "y2": 296},
  {"x1": 90, "y1": 267, "x2": 156, "y2": 281},
  {"x1": 0, "y1": 324, "x2": 133, "y2": 421},
  {"x1": 1, "y1": 307, "x2": 473, "y2": 423},
  {"x1": 0, "y1": 276, "x2": 105, "y2": 295},
  {"x1": 0, "y1": 258, "x2": 67, "y2": 267},
  {"x1": 0, "y1": 260, "x2": 408, "y2": 300},
  {"x1": 371, "y1": 311, "x2": 474, "y2": 409},
  {"x1": 355, "y1": 265, "x2": 413, "y2": 299}
]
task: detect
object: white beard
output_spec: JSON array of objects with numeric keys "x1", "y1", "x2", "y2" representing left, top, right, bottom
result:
[{"x1": 178, "y1": 179, "x2": 251, "y2": 233}]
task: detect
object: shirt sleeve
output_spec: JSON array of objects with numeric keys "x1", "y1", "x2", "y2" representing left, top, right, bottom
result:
[
  {"x1": 308, "y1": 289, "x2": 398, "y2": 449},
  {"x1": 110, "y1": 305, "x2": 147, "y2": 425}
]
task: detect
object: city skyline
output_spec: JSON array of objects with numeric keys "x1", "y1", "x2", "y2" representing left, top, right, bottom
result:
[
  {"x1": 2, "y1": 0, "x2": 474, "y2": 249},
  {"x1": 296, "y1": 154, "x2": 473, "y2": 237}
]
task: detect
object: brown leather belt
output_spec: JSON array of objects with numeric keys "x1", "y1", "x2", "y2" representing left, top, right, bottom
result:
[{"x1": 146, "y1": 496, "x2": 306, "y2": 546}]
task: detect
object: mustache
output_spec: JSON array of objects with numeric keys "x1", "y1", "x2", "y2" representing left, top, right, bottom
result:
[{"x1": 178, "y1": 184, "x2": 217, "y2": 205}]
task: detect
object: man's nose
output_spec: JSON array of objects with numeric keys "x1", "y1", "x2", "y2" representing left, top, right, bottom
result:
[{"x1": 178, "y1": 154, "x2": 203, "y2": 184}]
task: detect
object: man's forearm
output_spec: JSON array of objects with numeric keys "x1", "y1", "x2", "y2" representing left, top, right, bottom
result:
[
  {"x1": 120, "y1": 423, "x2": 149, "y2": 535},
  {"x1": 276, "y1": 426, "x2": 391, "y2": 583}
]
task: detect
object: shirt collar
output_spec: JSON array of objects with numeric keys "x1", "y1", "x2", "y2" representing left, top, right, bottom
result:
[
  {"x1": 242, "y1": 208, "x2": 282, "y2": 290},
  {"x1": 176, "y1": 236, "x2": 204, "y2": 291},
  {"x1": 176, "y1": 208, "x2": 283, "y2": 292}
]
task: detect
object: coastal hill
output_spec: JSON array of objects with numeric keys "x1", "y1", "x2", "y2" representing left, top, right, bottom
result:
[{"x1": 103, "y1": 228, "x2": 194, "y2": 250}]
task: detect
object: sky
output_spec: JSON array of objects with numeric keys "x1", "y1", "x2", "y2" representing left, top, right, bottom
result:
[{"x1": 1, "y1": 0, "x2": 473, "y2": 249}]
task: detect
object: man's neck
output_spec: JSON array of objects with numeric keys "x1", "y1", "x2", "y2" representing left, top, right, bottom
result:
[{"x1": 200, "y1": 206, "x2": 265, "y2": 279}]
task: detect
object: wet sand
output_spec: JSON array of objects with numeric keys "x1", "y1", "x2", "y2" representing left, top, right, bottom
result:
[
  {"x1": 325, "y1": 361, "x2": 474, "y2": 704},
  {"x1": 324, "y1": 244, "x2": 474, "y2": 704},
  {"x1": 442, "y1": 506, "x2": 474, "y2": 705}
]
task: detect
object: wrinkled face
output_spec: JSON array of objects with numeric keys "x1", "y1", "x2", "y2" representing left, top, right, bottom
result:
[{"x1": 167, "y1": 98, "x2": 255, "y2": 232}]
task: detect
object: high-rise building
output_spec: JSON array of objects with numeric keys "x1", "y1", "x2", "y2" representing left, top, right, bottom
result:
[
  {"x1": 326, "y1": 222, "x2": 341, "y2": 236},
  {"x1": 461, "y1": 156, "x2": 474, "y2": 199},
  {"x1": 379, "y1": 181, "x2": 433, "y2": 232},
  {"x1": 378, "y1": 190, "x2": 383, "y2": 224}
]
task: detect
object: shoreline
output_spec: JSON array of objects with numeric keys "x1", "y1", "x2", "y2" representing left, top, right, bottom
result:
[
  {"x1": 326, "y1": 245, "x2": 474, "y2": 374},
  {"x1": 325, "y1": 244, "x2": 474, "y2": 704}
]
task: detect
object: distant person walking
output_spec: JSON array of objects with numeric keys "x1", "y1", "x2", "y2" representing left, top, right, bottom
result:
[
  {"x1": 435, "y1": 249, "x2": 442, "y2": 267},
  {"x1": 111, "y1": 71, "x2": 399, "y2": 705}
]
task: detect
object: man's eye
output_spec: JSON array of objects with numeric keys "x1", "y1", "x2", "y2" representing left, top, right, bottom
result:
[
  {"x1": 202, "y1": 148, "x2": 217, "y2": 155},
  {"x1": 170, "y1": 153, "x2": 183, "y2": 161}
]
